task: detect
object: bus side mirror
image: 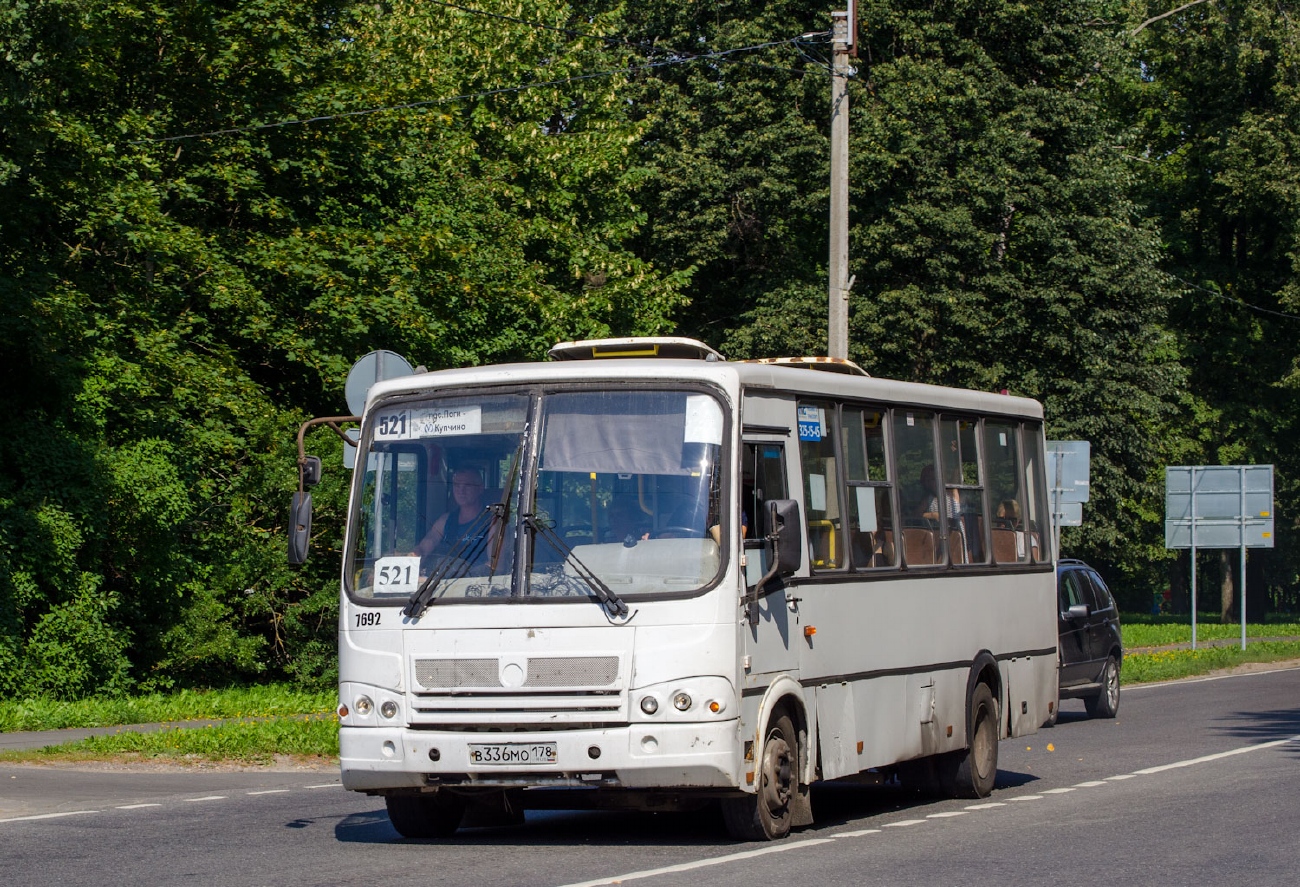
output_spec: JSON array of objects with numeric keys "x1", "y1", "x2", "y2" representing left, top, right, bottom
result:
[
  {"x1": 301, "y1": 455, "x2": 322, "y2": 487},
  {"x1": 767, "y1": 498, "x2": 802, "y2": 576},
  {"x1": 288, "y1": 491, "x2": 312, "y2": 565},
  {"x1": 744, "y1": 499, "x2": 802, "y2": 625}
]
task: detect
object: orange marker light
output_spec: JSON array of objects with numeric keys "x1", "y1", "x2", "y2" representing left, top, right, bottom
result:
[{"x1": 804, "y1": 626, "x2": 817, "y2": 638}]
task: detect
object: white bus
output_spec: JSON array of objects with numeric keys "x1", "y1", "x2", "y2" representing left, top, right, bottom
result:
[{"x1": 291, "y1": 337, "x2": 1058, "y2": 840}]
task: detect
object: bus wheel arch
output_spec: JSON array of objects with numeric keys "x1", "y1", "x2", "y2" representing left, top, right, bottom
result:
[
  {"x1": 723, "y1": 680, "x2": 810, "y2": 840},
  {"x1": 940, "y1": 654, "x2": 1002, "y2": 799}
]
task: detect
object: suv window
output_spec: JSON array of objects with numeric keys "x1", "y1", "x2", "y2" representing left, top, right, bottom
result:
[
  {"x1": 1085, "y1": 569, "x2": 1115, "y2": 612},
  {"x1": 1060, "y1": 570, "x2": 1088, "y2": 611}
]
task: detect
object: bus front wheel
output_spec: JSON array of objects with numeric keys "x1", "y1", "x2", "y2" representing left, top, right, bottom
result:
[
  {"x1": 722, "y1": 712, "x2": 798, "y2": 841},
  {"x1": 385, "y1": 791, "x2": 465, "y2": 839}
]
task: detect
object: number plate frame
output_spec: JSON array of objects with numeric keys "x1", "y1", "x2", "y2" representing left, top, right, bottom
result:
[{"x1": 468, "y1": 742, "x2": 558, "y2": 766}]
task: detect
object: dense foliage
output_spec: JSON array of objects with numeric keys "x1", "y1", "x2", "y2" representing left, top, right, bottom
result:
[{"x1": 1, "y1": 0, "x2": 1296, "y2": 698}]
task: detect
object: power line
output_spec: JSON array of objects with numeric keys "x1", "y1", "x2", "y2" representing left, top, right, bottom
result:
[
  {"x1": 131, "y1": 33, "x2": 827, "y2": 145},
  {"x1": 421, "y1": 0, "x2": 676, "y2": 58},
  {"x1": 1175, "y1": 275, "x2": 1300, "y2": 322}
]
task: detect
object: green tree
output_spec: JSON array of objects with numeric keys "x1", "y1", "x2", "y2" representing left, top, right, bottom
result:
[
  {"x1": 616, "y1": 0, "x2": 1182, "y2": 606},
  {"x1": 0, "y1": 0, "x2": 685, "y2": 695},
  {"x1": 1129, "y1": 0, "x2": 1300, "y2": 613}
]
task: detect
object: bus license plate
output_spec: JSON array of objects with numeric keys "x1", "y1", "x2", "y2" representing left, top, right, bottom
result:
[{"x1": 468, "y1": 743, "x2": 558, "y2": 765}]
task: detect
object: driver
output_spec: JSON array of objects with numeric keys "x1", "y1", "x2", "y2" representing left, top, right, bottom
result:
[{"x1": 413, "y1": 467, "x2": 488, "y2": 558}]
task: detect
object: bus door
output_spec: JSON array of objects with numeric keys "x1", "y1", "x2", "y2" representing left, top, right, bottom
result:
[{"x1": 741, "y1": 439, "x2": 799, "y2": 676}]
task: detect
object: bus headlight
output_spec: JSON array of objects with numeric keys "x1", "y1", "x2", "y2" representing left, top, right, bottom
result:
[
  {"x1": 631, "y1": 677, "x2": 735, "y2": 721},
  {"x1": 380, "y1": 700, "x2": 399, "y2": 719},
  {"x1": 354, "y1": 695, "x2": 373, "y2": 716}
]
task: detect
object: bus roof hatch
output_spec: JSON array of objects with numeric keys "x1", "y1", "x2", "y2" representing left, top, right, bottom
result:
[
  {"x1": 744, "y1": 356, "x2": 870, "y2": 377},
  {"x1": 548, "y1": 337, "x2": 725, "y2": 362}
]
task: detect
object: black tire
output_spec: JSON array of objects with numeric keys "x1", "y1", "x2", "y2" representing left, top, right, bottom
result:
[
  {"x1": 385, "y1": 792, "x2": 466, "y2": 839},
  {"x1": 722, "y1": 712, "x2": 798, "y2": 841},
  {"x1": 941, "y1": 683, "x2": 999, "y2": 799},
  {"x1": 1084, "y1": 655, "x2": 1121, "y2": 719}
]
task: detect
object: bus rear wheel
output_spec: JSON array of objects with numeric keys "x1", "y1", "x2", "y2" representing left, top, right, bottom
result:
[
  {"x1": 940, "y1": 682, "x2": 999, "y2": 799},
  {"x1": 385, "y1": 791, "x2": 465, "y2": 839},
  {"x1": 722, "y1": 712, "x2": 798, "y2": 841}
]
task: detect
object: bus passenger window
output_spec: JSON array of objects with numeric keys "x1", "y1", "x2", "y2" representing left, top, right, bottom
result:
[
  {"x1": 844, "y1": 407, "x2": 895, "y2": 568},
  {"x1": 1023, "y1": 425, "x2": 1051, "y2": 562},
  {"x1": 892, "y1": 410, "x2": 945, "y2": 566},
  {"x1": 984, "y1": 421, "x2": 1029, "y2": 564},
  {"x1": 940, "y1": 417, "x2": 987, "y2": 565},
  {"x1": 798, "y1": 401, "x2": 843, "y2": 570}
]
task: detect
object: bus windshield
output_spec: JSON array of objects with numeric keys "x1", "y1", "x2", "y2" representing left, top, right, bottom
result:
[{"x1": 346, "y1": 387, "x2": 726, "y2": 604}]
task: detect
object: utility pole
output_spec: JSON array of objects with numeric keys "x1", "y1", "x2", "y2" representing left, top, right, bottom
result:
[{"x1": 828, "y1": 10, "x2": 853, "y2": 359}]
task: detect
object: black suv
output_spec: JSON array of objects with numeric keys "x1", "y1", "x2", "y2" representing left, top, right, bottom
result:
[{"x1": 1051, "y1": 558, "x2": 1122, "y2": 724}]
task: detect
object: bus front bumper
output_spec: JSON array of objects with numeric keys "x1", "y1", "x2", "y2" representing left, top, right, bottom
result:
[{"x1": 339, "y1": 720, "x2": 741, "y2": 792}]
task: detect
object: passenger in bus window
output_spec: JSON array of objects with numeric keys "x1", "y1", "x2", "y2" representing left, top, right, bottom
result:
[
  {"x1": 413, "y1": 467, "x2": 487, "y2": 558},
  {"x1": 995, "y1": 499, "x2": 1022, "y2": 528},
  {"x1": 919, "y1": 464, "x2": 960, "y2": 523}
]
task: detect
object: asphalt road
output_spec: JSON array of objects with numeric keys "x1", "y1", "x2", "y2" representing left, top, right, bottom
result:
[{"x1": 3, "y1": 666, "x2": 1298, "y2": 887}]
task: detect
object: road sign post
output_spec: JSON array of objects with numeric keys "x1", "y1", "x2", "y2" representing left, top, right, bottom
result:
[
  {"x1": 1165, "y1": 465, "x2": 1274, "y2": 650},
  {"x1": 1046, "y1": 441, "x2": 1090, "y2": 561}
]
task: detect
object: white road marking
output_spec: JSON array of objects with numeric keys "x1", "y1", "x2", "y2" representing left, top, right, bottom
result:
[
  {"x1": 304, "y1": 783, "x2": 341, "y2": 789},
  {"x1": 1131, "y1": 734, "x2": 1300, "y2": 775},
  {"x1": 115, "y1": 803, "x2": 163, "y2": 810},
  {"x1": 555, "y1": 732, "x2": 1300, "y2": 886},
  {"x1": 185, "y1": 796, "x2": 227, "y2": 802},
  {"x1": 246, "y1": 790, "x2": 291, "y2": 796},
  {"x1": 555, "y1": 837, "x2": 838, "y2": 887},
  {"x1": 0, "y1": 810, "x2": 98, "y2": 823}
]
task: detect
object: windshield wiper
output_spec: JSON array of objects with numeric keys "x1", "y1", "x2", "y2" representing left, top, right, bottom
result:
[
  {"x1": 524, "y1": 514, "x2": 629, "y2": 619},
  {"x1": 403, "y1": 504, "x2": 506, "y2": 619}
]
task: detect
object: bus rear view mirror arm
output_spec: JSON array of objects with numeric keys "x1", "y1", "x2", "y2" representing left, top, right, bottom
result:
[{"x1": 288, "y1": 416, "x2": 359, "y2": 565}]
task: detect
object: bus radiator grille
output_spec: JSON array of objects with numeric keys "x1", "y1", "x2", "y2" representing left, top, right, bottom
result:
[{"x1": 413, "y1": 656, "x2": 620, "y2": 691}]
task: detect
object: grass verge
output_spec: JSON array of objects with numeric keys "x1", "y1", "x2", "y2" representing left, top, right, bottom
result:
[
  {"x1": 1123, "y1": 619, "x2": 1300, "y2": 648},
  {"x1": 1123, "y1": 641, "x2": 1300, "y2": 684},
  {"x1": 0, "y1": 684, "x2": 335, "y2": 733},
  {"x1": 4, "y1": 632, "x2": 1300, "y2": 766},
  {"x1": 0, "y1": 715, "x2": 338, "y2": 766}
]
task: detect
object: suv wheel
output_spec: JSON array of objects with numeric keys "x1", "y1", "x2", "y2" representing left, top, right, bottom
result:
[{"x1": 1084, "y1": 655, "x2": 1120, "y2": 719}]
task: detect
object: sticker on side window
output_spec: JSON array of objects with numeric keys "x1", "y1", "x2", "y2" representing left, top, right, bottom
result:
[{"x1": 797, "y1": 405, "x2": 822, "y2": 441}]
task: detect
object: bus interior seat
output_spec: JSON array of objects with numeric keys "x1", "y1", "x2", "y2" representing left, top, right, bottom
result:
[
  {"x1": 854, "y1": 529, "x2": 895, "y2": 567},
  {"x1": 991, "y1": 528, "x2": 1019, "y2": 563},
  {"x1": 902, "y1": 527, "x2": 936, "y2": 566}
]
